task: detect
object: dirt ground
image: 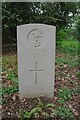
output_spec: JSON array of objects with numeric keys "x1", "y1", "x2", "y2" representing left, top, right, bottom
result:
[{"x1": 2, "y1": 44, "x2": 80, "y2": 120}]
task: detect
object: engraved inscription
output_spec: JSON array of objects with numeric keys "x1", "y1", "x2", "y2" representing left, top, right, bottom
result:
[
  {"x1": 27, "y1": 29, "x2": 44, "y2": 48},
  {"x1": 29, "y1": 62, "x2": 43, "y2": 84}
]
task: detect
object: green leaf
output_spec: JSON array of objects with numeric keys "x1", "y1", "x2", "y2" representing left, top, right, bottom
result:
[
  {"x1": 30, "y1": 107, "x2": 42, "y2": 114},
  {"x1": 23, "y1": 110, "x2": 31, "y2": 119},
  {"x1": 46, "y1": 103, "x2": 55, "y2": 107}
]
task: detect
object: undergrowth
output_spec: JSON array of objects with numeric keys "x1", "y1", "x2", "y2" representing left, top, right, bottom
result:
[
  {"x1": 2, "y1": 40, "x2": 80, "y2": 119},
  {"x1": 57, "y1": 40, "x2": 79, "y2": 55}
]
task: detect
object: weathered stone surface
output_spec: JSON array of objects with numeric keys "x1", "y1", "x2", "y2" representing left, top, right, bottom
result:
[{"x1": 17, "y1": 24, "x2": 56, "y2": 98}]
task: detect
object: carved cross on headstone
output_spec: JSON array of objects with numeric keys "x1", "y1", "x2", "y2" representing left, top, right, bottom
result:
[{"x1": 29, "y1": 62, "x2": 43, "y2": 84}]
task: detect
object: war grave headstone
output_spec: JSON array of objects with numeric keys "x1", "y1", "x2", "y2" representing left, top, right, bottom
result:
[{"x1": 17, "y1": 24, "x2": 56, "y2": 98}]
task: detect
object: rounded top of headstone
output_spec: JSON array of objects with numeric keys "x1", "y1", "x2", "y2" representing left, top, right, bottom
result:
[{"x1": 17, "y1": 23, "x2": 56, "y2": 29}]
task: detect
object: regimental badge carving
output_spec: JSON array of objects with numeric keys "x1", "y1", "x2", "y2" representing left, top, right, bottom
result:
[{"x1": 27, "y1": 29, "x2": 44, "y2": 48}]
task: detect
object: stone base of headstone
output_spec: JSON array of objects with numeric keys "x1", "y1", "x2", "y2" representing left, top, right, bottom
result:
[{"x1": 19, "y1": 93, "x2": 54, "y2": 99}]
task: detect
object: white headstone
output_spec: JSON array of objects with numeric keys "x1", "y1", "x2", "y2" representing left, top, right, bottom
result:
[{"x1": 17, "y1": 24, "x2": 56, "y2": 98}]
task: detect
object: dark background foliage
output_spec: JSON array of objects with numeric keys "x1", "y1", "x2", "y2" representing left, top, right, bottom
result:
[{"x1": 2, "y1": 2, "x2": 80, "y2": 44}]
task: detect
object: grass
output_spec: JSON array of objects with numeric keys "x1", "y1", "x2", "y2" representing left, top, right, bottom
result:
[
  {"x1": 2, "y1": 55, "x2": 18, "y2": 74},
  {"x1": 56, "y1": 57, "x2": 79, "y2": 68},
  {"x1": 2, "y1": 40, "x2": 80, "y2": 119},
  {"x1": 58, "y1": 87, "x2": 72, "y2": 101},
  {"x1": 57, "y1": 40, "x2": 79, "y2": 55},
  {"x1": 56, "y1": 106, "x2": 74, "y2": 118}
]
